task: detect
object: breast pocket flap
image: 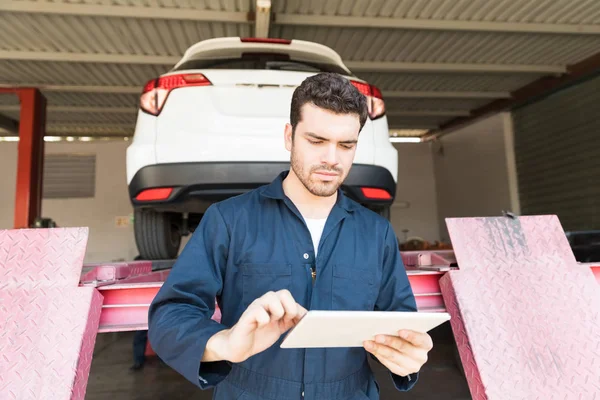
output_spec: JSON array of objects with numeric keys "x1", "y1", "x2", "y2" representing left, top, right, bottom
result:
[{"x1": 241, "y1": 263, "x2": 292, "y2": 276}]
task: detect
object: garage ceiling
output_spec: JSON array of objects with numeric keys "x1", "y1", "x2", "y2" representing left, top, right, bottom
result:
[{"x1": 1, "y1": 0, "x2": 600, "y2": 138}]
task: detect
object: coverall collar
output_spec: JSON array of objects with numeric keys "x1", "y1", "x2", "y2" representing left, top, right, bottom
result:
[{"x1": 260, "y1": 169, "x2": 357, "y2": 213}]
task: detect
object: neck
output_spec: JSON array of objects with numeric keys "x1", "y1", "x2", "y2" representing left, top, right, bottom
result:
[{"x1": 283, "y1": 169, "x2": 337, "y2": 219}]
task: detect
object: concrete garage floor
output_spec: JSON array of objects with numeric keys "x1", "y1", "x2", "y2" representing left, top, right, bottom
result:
[{"x1": 85, "y1": 323, "x2": 471, "y2": 400}]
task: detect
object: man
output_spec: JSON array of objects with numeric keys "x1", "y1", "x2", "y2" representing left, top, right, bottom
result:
[{"x1": 148, "y1": 73, "x2": 433, "y2": 399}]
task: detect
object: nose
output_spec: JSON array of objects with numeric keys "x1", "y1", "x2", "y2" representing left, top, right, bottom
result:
[{"x1": 322, "y1": 143, "x2": 339, "y2": 166}]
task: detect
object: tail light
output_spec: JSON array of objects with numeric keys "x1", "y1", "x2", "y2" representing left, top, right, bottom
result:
[
  {"x1": 136, "y1": 188, "x2": 173, "y2": 201},
  {"x1": 350, "y1": 81, "x2": 386, "y2": 120},
  {"x1": 140, "y1": 73, "x2": 212, "y2": 116},
  {"x1": 361, "y1": 187, "x2": 392, "y2": 200}
]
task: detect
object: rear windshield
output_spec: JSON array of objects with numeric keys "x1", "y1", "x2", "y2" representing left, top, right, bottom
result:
[{"x1": 172, "y1": 52, "x2": 349, "y2": 75}]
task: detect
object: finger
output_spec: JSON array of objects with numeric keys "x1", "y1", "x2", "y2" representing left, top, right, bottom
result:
[
  {"x1": 366, "y1": 340, "x2": 424, "y2": 370},
  {"x1": 239, "y1": 294, "x2": 280, "y2": 330},
  {"x1": 256, "y1": 292, "x2": 285, "y2": 320},
  {"x1": 364, "y1": 340, "x2": 402, "y2": 365},
  {"x1": 373, "y1": 335, "x2": 424, "y2": 362},
  {"x1": 237, "y1": 297, "x2": 280, "y2": 334},
  {"x1": 279, "y1": 303, "x2": 308, "y2": 332},
  {"x1": 254, "y1": 307, "x2": 271, "y2": 327},
  {"x1": 295, "y1": 303, "x2": 308, "y2": 320},
  {"x1": 398, "y1": 330, "x2": 433, "y2": 351},
  {"x1": 364, "y1": 341, "x2": 421, "y2": 376},
  {"x1": 374, "y1": 334, "x2": 411, "y2": 353},
  {"x1": 277, "y1": 290, "x2": 298, "y2": 322},
  {"x1": 292, "y1": 303, "x2": 308, "y2": 325},
  {"x1": 372, "y1": 350, "x2": 413, "y2": 377}
]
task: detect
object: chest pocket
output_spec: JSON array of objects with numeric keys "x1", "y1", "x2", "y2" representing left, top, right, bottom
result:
[
  {"x1": 331, "y1": 264, "x2": 377, "y2": 311},
  {"x1": 241, "y1": 263, "x2": 292, "y2": 307}
]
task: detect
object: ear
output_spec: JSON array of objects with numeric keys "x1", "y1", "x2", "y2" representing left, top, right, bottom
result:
[{"x1": 284, "y1": 123, "x2": 293, "y2": 152}]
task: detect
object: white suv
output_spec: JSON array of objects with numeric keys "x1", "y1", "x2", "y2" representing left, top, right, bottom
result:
[{"x1": 126, "y1": 37, "x2": 398, "y2": 260}]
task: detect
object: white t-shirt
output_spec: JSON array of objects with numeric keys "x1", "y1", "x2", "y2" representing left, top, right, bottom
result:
[{"x1": 304, "y1": 218, "x2": 327, "y2": 257}]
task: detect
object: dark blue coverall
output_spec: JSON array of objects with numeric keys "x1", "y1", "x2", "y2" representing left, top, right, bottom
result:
[{"x1": 148, "y1": 171, "x2": 419, "y2": 399}]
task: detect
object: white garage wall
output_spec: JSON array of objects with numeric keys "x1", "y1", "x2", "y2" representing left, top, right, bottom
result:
[
  {"x1": 433, "y1": 113, "x2": 516, "y2": 241},
  {"x1": 390, "y1": 143, "x2": 440, "y2": 243},
  {"x1": 0, "y1": 140, "x2": 138, "y2": 263}
]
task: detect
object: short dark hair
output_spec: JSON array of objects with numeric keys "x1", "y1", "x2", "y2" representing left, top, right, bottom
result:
[{"x1": 290, "y1": 73, "x2": 368, "y2": 137}]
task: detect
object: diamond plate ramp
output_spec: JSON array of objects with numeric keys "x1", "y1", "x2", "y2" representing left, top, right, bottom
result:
[
  {"x1": 440, "y1": 215, "x2": 600, "y2": 400},
  {"x1": 0, "y1": 228, "x2": 103, "y2": 400}
]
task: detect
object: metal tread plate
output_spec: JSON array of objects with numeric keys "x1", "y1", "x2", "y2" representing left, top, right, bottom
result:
[
  {"x1": 0, "y1": 228, "x2": 103, "y2": 400},
  {"x1": 440, "y1": 215, "x2": 600, "y2": 399}
]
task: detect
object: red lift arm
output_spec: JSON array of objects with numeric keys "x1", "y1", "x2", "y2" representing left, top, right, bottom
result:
[{"x1": 0, "y1": 87, "x2": 46, "y2": 229}]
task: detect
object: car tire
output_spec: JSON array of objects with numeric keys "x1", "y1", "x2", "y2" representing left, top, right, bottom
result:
[{"x1": 134, "y1": 209, "x2": 181, "y2": 260}]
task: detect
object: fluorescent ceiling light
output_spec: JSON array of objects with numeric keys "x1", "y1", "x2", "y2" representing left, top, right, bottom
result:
[
  {"x1": 390, "y1": 137, "x2": 422, "y2": 143},
  {"x1": 0, "y1": 136, "x2": 132, "y2": 142}
]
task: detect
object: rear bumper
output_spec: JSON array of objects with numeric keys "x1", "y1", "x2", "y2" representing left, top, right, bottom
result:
[{"x1": 129, "y1": 162, "x2": 396, "y2": 210}]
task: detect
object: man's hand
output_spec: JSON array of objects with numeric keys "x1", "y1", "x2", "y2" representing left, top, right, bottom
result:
[
  {"x1": 363, "y1": 330, "x2": 433, "y2": 377},
  {"x1": 203, "y1": 290, "x2": 307, "y2": 363}
]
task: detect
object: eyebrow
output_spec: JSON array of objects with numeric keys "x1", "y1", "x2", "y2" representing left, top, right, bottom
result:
[{"x1": 305, "y1": 131, "x2": 358, "y2": 144}]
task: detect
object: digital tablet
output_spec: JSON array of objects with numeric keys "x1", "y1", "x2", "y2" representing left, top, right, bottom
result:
[{"x1": 280, "y1": 310, "x2": 451, "y2": 349}]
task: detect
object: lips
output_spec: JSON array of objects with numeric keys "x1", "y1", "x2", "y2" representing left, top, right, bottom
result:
[{"x1": 314, "y1": 171, "x2": 338, "y2": 176}]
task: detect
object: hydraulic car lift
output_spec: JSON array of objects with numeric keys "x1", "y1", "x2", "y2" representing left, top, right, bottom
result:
[
  {"x1": 78, "y1": 252, "x2": 452, "y2": 333},
  {"x1": 1, "y1": 225, "x2": 599, "y2": 400},
  {"x1": 1, "y1": 86, "x2": 599, "y2": 399}
]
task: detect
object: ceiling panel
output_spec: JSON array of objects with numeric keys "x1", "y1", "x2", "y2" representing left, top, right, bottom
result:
[
  {"x1": 31, "y1": 0, "x2": 254, "y2": 12},
  {"x1": 1, "y1": 109, "x2": 136, "y2": 125},
  {"x1": 387, "y1": 114, "x2": 453, "y2": 128},
  {"x1": 46, "y1": 124, "x2": 133, "y2": 136},
  {"x1": 358, "y1": 72, "x2": 539, "y2": 92},
  {"x1": 44, "y1": 111, "x2": 136, "y2": 124},
  {"x1": 274, "y1": 0, "x2": 600, "y2": 24},
  {"x1": 271, "y1": 26, "x2": 600, "y2": 66},
  {"x1": 0, "y1": 60, "x2": 165, "y2": 86},
  {"x1": 41, "y1": 92, "x2": 139, "y2": 108},
  {"x1": 0, "y1": 13, "x2": 251, "y2": 57},
  {"x1": 385, "y1": 98, "x2": 490, "y2": 111}
]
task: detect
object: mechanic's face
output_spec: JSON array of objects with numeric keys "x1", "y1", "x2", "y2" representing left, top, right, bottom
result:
[{"x1": 285, "y1": 103, "x2": 360, "y2": 197}]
